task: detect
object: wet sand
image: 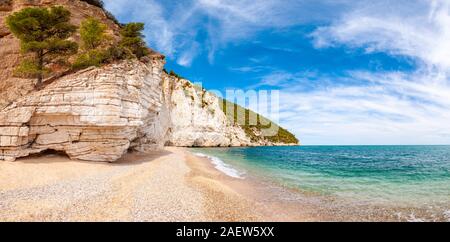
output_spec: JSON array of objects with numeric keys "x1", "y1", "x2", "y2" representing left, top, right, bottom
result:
[{"x1": 0, "y1": 147, "x2": 313, "y2": 222}]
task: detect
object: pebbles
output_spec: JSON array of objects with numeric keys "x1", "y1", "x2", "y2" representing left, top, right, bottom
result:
[{"x1": 0, "y1": 149, "x2": 208, "y2": 222}]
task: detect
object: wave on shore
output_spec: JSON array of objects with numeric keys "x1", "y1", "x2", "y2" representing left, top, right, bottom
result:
[
  {"x1": 193, "y1": 146, "x2": 450, "y2": 221},
  {"x1": 194, "y1": 153, "x2": 245, "y2": 179}
]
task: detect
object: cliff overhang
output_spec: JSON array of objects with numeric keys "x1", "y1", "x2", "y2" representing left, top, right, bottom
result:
[{"x1": 0, "y1": 60, "x2": 168, "y2": 162}]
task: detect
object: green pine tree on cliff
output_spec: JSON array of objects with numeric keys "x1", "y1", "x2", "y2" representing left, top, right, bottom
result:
[
  {"x1": 72, "y1": 17, "x2": 109, "y2": 69},
  {"x1": 120, "y1": 23, "x2": 149, "y2": 58},
  {"x1": 80, "y1": 17, "x2": 107, "y2": 50},
  {"x1": 6, "y1": 6, "x2": 78, "y2": 89}
]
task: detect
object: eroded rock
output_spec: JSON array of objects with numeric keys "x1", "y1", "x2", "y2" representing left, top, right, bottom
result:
[
  {"x1": 0, "y1": 60, "x2": 169, "y2": 162},
  {"x1": 162, "y1": 75, "x2": 252, "y2": 147},
  {"x1": 0, "y1": 0, "x2": 298, "y2": 163}
]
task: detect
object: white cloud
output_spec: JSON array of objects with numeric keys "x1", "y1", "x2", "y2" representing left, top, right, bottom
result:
[
  {"x1": 105, "y1": 0, "x2": 450, "y2": 144},
  {"x1": 176, "y1": 42, "x2": 201, "y2": 67},
  {"x1": 311, "y1": 0, "x2": 450, "y2": 70},
  {"x1": 272, "y1": 0, "x2": 450, "y2": 144},
  {"x1": 275, "y1": 71, "x2": 450, "y2": 145},
  {"x1": 105, "y1": 0, "x2": 346, "y2": 65},
  {"x1": 255, "y1": 70, "x2": 329, "y2": 88},
  {"x1": 104, "y1": 0, "x2": 176, "y2": 56}
]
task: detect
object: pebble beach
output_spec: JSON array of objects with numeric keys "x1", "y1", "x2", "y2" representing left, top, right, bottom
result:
[{"x1": 0, "y1": 147, "x2": 305, "y2": 222}]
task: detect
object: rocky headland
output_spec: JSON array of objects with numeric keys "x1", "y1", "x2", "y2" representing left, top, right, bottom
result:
[{"x1": 0, "y1": 0, "x2": 299, "y2": 162}]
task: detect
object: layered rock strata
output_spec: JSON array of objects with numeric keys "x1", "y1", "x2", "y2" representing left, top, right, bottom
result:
[
  {"x1": 0, "y1": 59, "x2": 167, "y2": 162},
  {"x1": 162, "y1": 74, "x2": 252, "y2": 147},
  {"x1": 0, "y1": 0, "x2": 121, "y2": 109},
  {"x1": 0, "y1": 0, "x2": 299, "y2": 162}
]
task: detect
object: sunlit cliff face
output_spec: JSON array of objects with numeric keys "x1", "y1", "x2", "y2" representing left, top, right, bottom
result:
[{"x1": 104, "y1": 0, "x2": 450, "y2": 145}]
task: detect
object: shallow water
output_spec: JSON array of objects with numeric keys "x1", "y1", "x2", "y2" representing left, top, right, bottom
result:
[{"x1": 193, "y1": 146, "x2": 450, "y2": 221}]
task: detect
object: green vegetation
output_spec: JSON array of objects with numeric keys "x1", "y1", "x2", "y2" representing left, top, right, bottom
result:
[
  {"x1": 182, "y1": 81, "x2": 193, "y2": 89},
  {"x1": 80, "y1": 0, "x2": 104, "y2": 8},
  {"x1": 73, "y1": 17, "x2": 109, "y2": 69},
  {"x1": 6, "y1": 5, "x2": 152, "y2": 81},
  {"x1": 5, "y1": 5, "x2": 297, "y2": 145},
  {"x1": 119, "y1": 23, "x2": 150, "y2": 59},
  {"x1": 73, "y1": 49, "x2": 106, "y2": 69},
  {"x1": 80, "y1": 17, "x2": 107, "y2": 50},
  {"x1": 79, "y1": 0, "x2": 120, "y2": 26},
  {"x1": 74, "y1": 20, "x2": 150, "y2": 69},
  {"x1": 6, "y1": 6, "x2": 78, "y2": 89},
  {"x1": 104, "y1": 11, "x2": 120, "y2": 26},
  {"x1": 164, "y1": 69, "x2": 185, "y2": 79},
  {"x1": 220, "y1": 99, "x2": 299, "y2": 144},
  {"x1": 103, "y1": 45, "x2": 133, "y2": 62}
]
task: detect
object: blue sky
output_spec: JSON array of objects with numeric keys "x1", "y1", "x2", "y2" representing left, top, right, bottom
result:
[{"x1": 105, "y1": 0, "x2": 450, "y2": 145}]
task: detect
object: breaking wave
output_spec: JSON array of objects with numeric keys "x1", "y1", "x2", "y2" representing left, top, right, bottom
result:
[{"x1": 194, "y1": 153, "x2": 245, "y2": 179}]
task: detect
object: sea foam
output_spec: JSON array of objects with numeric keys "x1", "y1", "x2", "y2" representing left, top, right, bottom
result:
[
  {"x1": 194, "y1": 153, "x2": 245, "y2": 179},
  {"x1": 444, "y1": 211, "x2": 450, "y2": 222}
]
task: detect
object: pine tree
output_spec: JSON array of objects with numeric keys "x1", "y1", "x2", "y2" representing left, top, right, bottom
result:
[
  {"x1": 73, "y1": 17, "x2": 111, "y2": 70},
  {"x1": 6, "y1": 6, "x2": 78, "y2": 89},
  {"x1": 80, "y1": 0, "x2": 104, "y2": 8},
  {"x1": 119, "y1": 23, "x2": 149, "y2": 58},
  {"x1": 80, "y1": 17, "x2": 107, "y2": 50}
]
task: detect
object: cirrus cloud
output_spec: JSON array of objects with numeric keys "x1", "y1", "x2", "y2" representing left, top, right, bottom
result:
[{"x1": 105, "y1": 0, "x2": 450, "y2": 145}]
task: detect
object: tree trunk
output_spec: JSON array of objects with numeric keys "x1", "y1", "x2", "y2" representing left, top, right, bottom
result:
[{"x1": 36, "y1": 50, "x2": 44, "y2": 90}]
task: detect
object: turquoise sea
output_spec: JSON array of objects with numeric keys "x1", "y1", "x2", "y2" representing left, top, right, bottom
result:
[{"x1": 193, "y1": 146, "x2": 450, "y2": 221}]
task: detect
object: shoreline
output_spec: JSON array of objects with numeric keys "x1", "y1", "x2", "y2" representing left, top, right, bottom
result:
[
  {"x1": 184, "y1": 149, "x2": 315, "y2": 221},
  {"x1": 2, "y1": 147, "x2": 442, "y2": 221},
  {"x1": 0, "y1": 147, "x2": 310, "y2": 222},
  {"x1": 181, "y1": 148, "x2": 449, "y2": 222}
]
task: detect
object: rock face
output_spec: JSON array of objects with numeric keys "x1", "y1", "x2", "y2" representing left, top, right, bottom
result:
[
  {"x1": 162, "y1": 75, "x2": 299, "y2": 147},
  {"x1": 162, "y1": 75, "x2": 252, "y2": 147},
  {"x1": 0, "y1": 59, "x2": 298, "y2": 162},
  {"x1": 0, "y1": 0, "x2": 121, "y2": 110},
  {"x1": 0, "y1": 59, "x2": 278, "y2": 162},
  {"x1": 0, "y1": 0, "x2": 299, "y2": 162},
  {"x1": 0, "y1": 59, "x2": 168, "y2": 162}
]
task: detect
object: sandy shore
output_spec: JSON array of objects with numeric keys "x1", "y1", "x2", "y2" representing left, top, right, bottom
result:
[{"x1": 0, "y1": 147, "x2": 311, "y2": 222}]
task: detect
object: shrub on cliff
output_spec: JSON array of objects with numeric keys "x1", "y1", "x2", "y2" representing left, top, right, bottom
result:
[
  {"x1": 6, "y1": 6, "x2": 78, "y2": 89},
  {"x1": 74, "y1": 21, "x2": 151, "y2": 70},
  {"x1": 73, "y1": 17, "x2": 109, "y2": 69},
  {"x1": 164, "y1": 69, "x2": 184, "y2": 80},
  {"x1": 74, "y1": 17, "x2": 135, "y2": 69},
  {"x1": 80, "y1": 17, "x2": 108, "y2": 50},
  {"x1": 119, "y1": 23, "x2": 149, "y2": 59},
  {"x1": 79, "y1": 0, "x2": 121, "y2": 26},
  {"x1": 73, "y1": 50, "x2": 106, "y2": 69},
  {"x1": 220, "y1": 99, "x2": 299, "y2": 144},
  {"x1": 80, "y1": 0, "x2": 104, "y2": 8},
  {"x1": 103, "y1": 45, "x2": 133, "y2": 61}
]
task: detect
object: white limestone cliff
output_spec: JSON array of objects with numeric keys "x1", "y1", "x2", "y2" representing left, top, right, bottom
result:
[
  {"x1": 0, "y1": 59, "x2": 168, "y2": 162},
  {"x1": 0, "y1": 0, "x2": 299, "y2": 162},
  {"x1": 162, "y1": 74, "x2": 252, "y2": 147},
  {"x1": 0, "y1": 59, "x2": 299, "y2": 162}
]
